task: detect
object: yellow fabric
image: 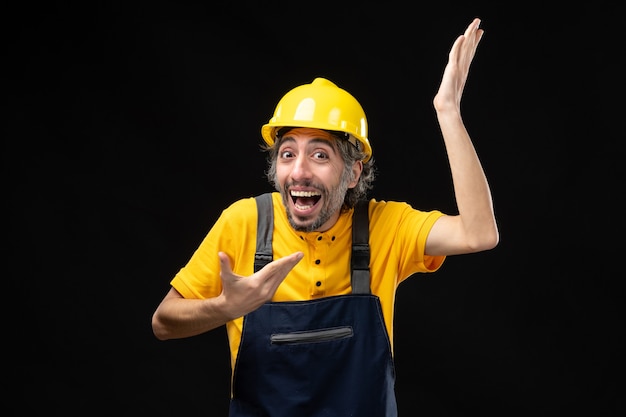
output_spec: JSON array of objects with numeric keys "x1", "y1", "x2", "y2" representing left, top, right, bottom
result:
[{"x1": 170, "y1": 192, "x2": 445, "y2": 372}]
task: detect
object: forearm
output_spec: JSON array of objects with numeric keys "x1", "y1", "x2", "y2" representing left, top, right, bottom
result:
[
  {"x1": 436, "y1": 109, "x2": 499, "y2": 250},
  {"x1": 151, "y1": 291, "x2": 232, "y2": 341}
]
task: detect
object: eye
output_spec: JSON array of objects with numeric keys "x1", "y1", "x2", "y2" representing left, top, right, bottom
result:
[
  {"x1": 279, "y1": 150, "x2": 295, "y2": 159},
  {"x1": 312, "y1": 151, "x2": 328, "y2": 160}
]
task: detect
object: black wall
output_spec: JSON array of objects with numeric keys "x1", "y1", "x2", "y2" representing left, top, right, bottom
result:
[{"x1": 6, "y1": 1, "x2": 624, "y2": 415}]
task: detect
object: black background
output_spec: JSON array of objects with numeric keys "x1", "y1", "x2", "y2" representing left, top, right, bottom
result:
[{"x1": 6, "y1": 1, "x2": 624, "y2": 416}]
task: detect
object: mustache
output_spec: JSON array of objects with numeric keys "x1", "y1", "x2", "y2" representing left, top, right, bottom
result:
[{"x1": 284, "y1": 181, "x2": 326, "y2": 193}]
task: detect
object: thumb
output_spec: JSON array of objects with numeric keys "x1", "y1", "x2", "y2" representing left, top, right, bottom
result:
[{"x1": 218, "y1": 251, "x2": 236, "y2": 278}]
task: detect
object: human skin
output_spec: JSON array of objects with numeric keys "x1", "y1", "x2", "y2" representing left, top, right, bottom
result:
[{"x1": 151, "y1": 18, "x2": 499, "y2": 342}]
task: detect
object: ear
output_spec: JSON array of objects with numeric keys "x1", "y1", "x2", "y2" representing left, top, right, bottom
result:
[{"x1": 348, "y1": 160, "x2": 363, "y2": 189}]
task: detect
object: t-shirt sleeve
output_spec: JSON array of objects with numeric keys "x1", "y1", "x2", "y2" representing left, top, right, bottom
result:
[
  {"x1": 170, "y1": 197, "x2": 258, "y2": 299},
  {"x1": 369, "y1": 199, "x2": 446, "y2": 284}
]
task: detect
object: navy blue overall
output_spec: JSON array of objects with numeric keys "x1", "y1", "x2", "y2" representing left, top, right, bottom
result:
[{"x1": 228, "y1": 194, "x2": 397, "y2": 417}]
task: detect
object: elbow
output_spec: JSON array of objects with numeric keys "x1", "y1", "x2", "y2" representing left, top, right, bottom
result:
[
  {"x1": 482, "y1": 232, "x2": 500, "y2": 251},
  {"x1": 467, "y1": 225, "x2": 499, "y2": 253},
  {"x1": 151, "y1": 313, "x2": 170, "y2": 341},
  {"x1": 477, "y1": 226, "x2": 500, "y2": 252}
]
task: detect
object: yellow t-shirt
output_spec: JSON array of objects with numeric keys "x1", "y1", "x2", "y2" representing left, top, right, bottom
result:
[{"x1": 171, "y1": 192, "x2": 445, "y2": 371}]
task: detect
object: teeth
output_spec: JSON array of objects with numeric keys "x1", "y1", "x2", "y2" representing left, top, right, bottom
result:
[
  {"x1": 290, "y1": 190, "x2": 320, "y2": 197},
  {"x1": 295, "y1": 203, "x2": 314, "y2": 210}
]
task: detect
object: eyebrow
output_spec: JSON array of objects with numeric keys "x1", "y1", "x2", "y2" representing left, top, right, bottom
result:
[
  {"x1": 277, "y1": 128, "x2": 359, "y2": 152},
  {"x1": 278, "y1": 136, "x2": 338, "y2": 151}
]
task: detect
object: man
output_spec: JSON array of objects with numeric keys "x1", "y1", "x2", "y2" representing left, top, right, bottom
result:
[{"x1": 152, "y1": 18, "x2": 498, "y2": 416}]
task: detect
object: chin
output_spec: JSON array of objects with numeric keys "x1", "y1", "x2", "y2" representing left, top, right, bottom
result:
[{"x1": 287, "y1": 215, "x2": 316, "y2": 232}]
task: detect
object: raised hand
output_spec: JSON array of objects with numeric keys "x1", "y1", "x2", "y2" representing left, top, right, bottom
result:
[{"x1": 434, "y1": 17, "x2": 484, "y2": 113}]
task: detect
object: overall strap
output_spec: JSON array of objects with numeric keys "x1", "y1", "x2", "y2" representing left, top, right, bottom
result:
[
  {"x1": 253, "y1": 193, "x2": 371, "y2": 294},
  {"x1": 350, "y1": 199, "x2": 371, "y2": 294},
  {"x1": 254, "y1": 193, "x2": 274, "y2": 273}
]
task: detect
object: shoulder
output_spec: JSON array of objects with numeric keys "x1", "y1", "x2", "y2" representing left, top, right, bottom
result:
[
  {"x1": 367, "y1": 198, "x2": 412, "y2": 216},
  {"x1": 219, "y1": 192, "x2": 284, "y2": 221},
  {"x1": 216, "y1": 195, "x2": 262, "y2": 225},
  {"x1": 223, "y1": 195, "x2": 257, "y2": 212},
  {"x1": 368, "y1": 198, "x2": 444, "y2": 227}
]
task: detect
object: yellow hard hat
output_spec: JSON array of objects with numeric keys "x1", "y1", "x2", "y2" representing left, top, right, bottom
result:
[{"x1": 261, "y1": 77, "x2": 372, "y2": 162}]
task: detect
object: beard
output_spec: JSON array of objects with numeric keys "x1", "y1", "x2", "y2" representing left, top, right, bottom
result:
[{"x1": 280, "y1": 176, "x2": 351, "y2": 233}]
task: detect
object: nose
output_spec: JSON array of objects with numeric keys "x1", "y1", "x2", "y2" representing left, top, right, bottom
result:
[{"x1": 290, "y1": 154, "x2": 313, "y2": 182}]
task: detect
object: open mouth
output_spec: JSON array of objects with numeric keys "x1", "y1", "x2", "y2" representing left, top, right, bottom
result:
[{"x1": 290, "y1": 190, "x2": 321, "y2": 210}]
